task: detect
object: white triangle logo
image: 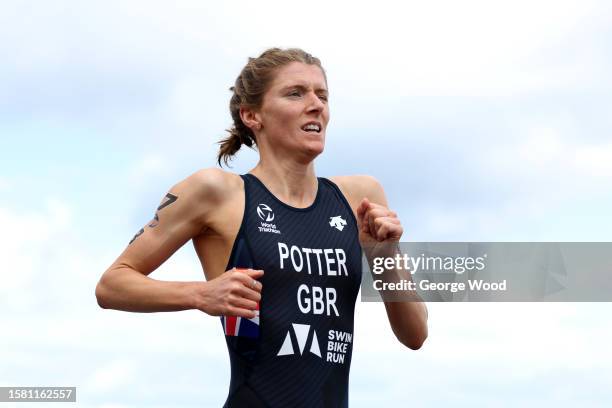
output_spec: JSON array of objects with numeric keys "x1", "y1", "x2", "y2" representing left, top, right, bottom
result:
[
  {"x1": 276, "y1": 323, "x2": 322, "y2": 359},
  {"x1": 292, "y1": 323, "x2": 310, "y2": 355},
  {"x1": 310, "y1": 330, "x2": 321, "y2": 357},
  {"x1": 277, "y1": 332, "x2": 294, "y2": 356}
]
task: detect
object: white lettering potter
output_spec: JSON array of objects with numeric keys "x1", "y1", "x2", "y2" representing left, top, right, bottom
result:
[{"x1": 278, "y1": 242, "x2": 348, "y2": 276}]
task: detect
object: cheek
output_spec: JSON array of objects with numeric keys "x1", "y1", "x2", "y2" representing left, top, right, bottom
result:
[{"x1": 264, "y1": 105, "x2": 299, "y2": 127}]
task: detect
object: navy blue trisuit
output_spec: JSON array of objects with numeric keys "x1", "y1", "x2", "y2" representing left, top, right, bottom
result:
[{"x1": 220, "y1": 173, "x2": 363, "y2": 407}]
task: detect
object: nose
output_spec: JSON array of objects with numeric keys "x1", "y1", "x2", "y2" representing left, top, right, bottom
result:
[{"x1": 305, "y1": 91, "x2": 326, "y2": 112}]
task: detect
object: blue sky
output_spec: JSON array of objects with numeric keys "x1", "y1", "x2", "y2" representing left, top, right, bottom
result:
[{"x1": 2, "y1": 1, "x2": 612, "y2": 407}]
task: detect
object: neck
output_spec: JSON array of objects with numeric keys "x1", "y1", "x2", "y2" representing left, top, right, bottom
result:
[{"x1": 249, "y1": 159, "x2": 318, "y2": 209}]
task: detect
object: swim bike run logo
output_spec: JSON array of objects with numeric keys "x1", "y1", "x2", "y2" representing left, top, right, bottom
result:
[
  {"x1": 256, "y1": 203, "x2": 281, "y2": 234},
  {"x1": 276, "y1": 323, "x2": 352, "y2": 365}
]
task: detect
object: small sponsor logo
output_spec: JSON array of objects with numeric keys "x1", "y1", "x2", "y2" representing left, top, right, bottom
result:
[
  {"x1": 257, "y1": 203, "x2": 275, "y2": 222},
  {"x1": 256, "y1": 203, "x2": 281, "y2": 234},
  {"x1": 329, "y1": 216, "x2": 347, "y2": 231}
]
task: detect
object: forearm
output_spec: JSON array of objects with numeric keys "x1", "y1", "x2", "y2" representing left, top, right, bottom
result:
[
  {"x1": 95, "y1": 267, "x2": 198, "y2": 313},
  {"x1": 384, "y1": 296, "x2": 428, "y2": 350},
  {"x1": 376, "y1": 263, "x2": 429, "y2": 349}
]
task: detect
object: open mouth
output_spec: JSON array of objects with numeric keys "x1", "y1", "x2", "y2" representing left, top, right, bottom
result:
[{"x1": 301, "y1": 122, "x2": 322, "y2": 134}]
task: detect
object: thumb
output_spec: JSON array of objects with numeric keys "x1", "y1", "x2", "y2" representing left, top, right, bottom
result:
[
  {"x1": 357, "y1": 198, "x2": 371, "y2": 233},
  {"x1": 357, "y1": 197, "x2": 370, "y2": 220},
  {"x1": 245, "y1": 269, "x2": 263, "y2": 279},
  {"x1": 239, "y1": 268, "x2": 264, "y2": 279}
]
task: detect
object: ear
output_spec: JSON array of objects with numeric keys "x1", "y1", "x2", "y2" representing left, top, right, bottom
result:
[{"x1": 239, "y1": 106, "x2": 262, "y2": 131}]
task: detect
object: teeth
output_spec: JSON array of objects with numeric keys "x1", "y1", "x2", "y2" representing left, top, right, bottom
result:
[{"x1": 302, "y1": 124, "x2": 320, "y2": 132}]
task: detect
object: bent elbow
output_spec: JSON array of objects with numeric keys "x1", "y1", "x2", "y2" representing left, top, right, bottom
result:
[
  {"x1": 95, "y1": 280, "x2": 110, "y2": 309},
  {"x1": 405, "y1": 336, "x2": 426, "y2": 350},
  {"x1": 400, "y1": 329, "x2": 428, "y2": 351}
]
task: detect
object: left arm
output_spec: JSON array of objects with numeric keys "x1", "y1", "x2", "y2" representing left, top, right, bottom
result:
[{"x1": 335, "y1": 175, "x2": 428, "y2": 350}]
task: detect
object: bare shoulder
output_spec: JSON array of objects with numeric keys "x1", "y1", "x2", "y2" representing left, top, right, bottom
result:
[
  {"x1": 329, "y1": 174, "x2": 387, "y2": 206},
  {"x1": 165, "y1": 167, "x2": 243, "y2": 230},
  {"x1": 186, "y1": 167, "x2": 242, "y2": 202}
]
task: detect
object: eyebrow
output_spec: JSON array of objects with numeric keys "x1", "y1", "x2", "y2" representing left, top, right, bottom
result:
[{"x1": 280, "y1": 84, "x2": 329, "y2": 94}]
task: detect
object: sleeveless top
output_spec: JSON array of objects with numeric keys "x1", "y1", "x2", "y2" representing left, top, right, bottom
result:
[{"x1": 220, "y1": 173, "x2": 362, "y2": 408}]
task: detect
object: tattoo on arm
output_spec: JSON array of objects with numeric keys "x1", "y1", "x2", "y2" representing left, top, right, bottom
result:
[
  {"x1": 128, "y1": 193, "x2": 179, "y2": 245},
  {"x1": 148, "y1": 193, "x2": 178, "y2": 227},
  {"x1": 129, "y1": 228, "x2": 145, "y2": 245}
]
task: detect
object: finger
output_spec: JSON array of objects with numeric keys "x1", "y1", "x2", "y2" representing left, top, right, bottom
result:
[
  {"x1": 368, "y1": 211, "x2": 376, "y2": 237},
  {"x1": 233, "y1": 269, "x2": 264, "y2": 291},
  {"x1": 364, "y1": 202, "x2": 396, "y2": 218},
  {"x1": 236, "y1": 285, "x2": 262, "y2": 303},
  {"x1": 373, "y1": 221, "x2": 392, "y2": 241},
  {"x1": 364, "y1": 206, "x2": 383, "y2": 237},
  {"x1": 365, "y1": 207, "x2": 392, "y2": 220},
  {"x1": 376, "y1": 222, "x2": 403, "y2": 241},
  {"x1": 230, "y1": 295, "x2": 259, "y2": 311},
  {"x1": 235, "y1": 268, "x2": 264, "y2": 279},
  {"x1": 373, "y1": 216, "x2": 398, "y2": 233},
  {"x1": 239, "y1": 277, "x2": 262, "y2": 293},
  {"x1": 374, "y1": 216, "x2": 401, "y2": 226},
  {"x1": 364, "y1": 206, "x2": 398, "y2": 237},
  {"x1": 227, "y1": 306, "x2": 258, "y2": 319}
]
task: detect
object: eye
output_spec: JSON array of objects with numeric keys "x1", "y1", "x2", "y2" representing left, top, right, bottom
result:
[
  {"x1": 318, "y1": 94, "x2": 328, "y2": 102},
  {"x1": 288, "y1": 90, "x2": 301, "y2": 97}
]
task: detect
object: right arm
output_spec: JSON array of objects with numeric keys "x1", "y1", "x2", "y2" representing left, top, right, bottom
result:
[{"x1": 94, "y1": 168, "x2": 262, "y2": 318}]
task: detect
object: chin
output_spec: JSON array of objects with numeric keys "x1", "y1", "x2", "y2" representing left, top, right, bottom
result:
[
  {"x1": 307, "y1": 139, "x2": 325, "y2": 154},
  {"x1": 299, "y1": 142, "x2": 325, "y2": 162}
]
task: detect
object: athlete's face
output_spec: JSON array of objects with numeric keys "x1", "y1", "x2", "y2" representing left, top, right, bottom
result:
[{"x1": 256, "y1": 62, "x2": 329, "y2": 160}]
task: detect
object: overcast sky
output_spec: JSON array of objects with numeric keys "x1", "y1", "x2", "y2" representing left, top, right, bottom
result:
[{"x1": 2, "y1": 1, "x2": 612, "y2": 407}]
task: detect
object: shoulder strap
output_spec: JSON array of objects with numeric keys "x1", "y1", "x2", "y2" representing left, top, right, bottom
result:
[
  {"x1": 319, "y1": 177, "x2": 359, "y2": 226},
  {"x1": 224, "y1": 175, "x2": 255, "y2": 270}
]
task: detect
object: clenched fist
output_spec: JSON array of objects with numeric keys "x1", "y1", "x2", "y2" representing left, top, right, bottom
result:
[
  {"x1": 356, "y1": 197, "x2": 403, "y2": 244},
  {"x1": 195, "y1": 268, "x2": 263, "y2": 319}
]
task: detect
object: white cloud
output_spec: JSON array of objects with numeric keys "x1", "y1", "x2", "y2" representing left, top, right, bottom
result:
[
  {"x1": 399, "y1": 123, "x2": 612, "y2": 240},
  {"x1": 2, "y1": 0, "x2": 608, "y2": 105},
  {"x1": 489, "y1": 124, "x2": 612, "y2": 182},
  {"x1": 127, "y1": 153, "x2": 172, "y2": 188},
  {"x1": 522, "y1": 126, "x2": 612, "y2": 177},
  {"x1": 0, "y1": 199, "x2": 73, "y2": 308},
  {"x1": 86, "y1": 359, "x2": 137, "y2": 393},
  {"x1": 519, "y1": 127, "x2": 565, "y2": 163},
  {"x1": 353, "y1": 302, "x2": 612, "y2": 405}
]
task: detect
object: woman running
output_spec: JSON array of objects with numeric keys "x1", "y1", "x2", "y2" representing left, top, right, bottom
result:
[{"x1": 96, "y1": 47, "x2": 428, "y2": 408}]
